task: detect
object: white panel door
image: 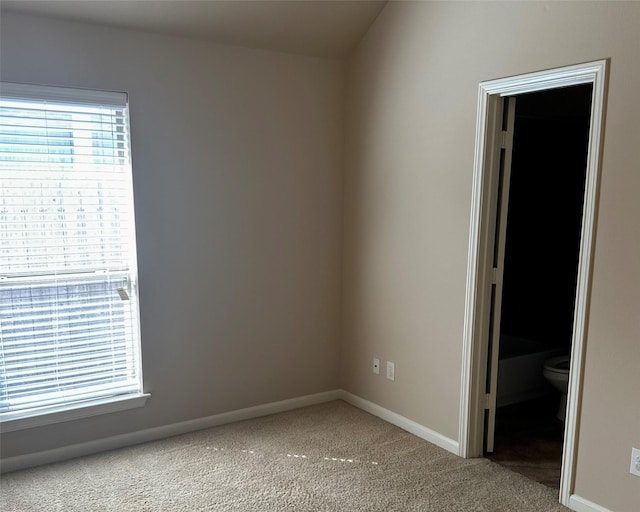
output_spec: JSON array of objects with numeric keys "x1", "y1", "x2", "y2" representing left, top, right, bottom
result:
[{"x1": 484, "y1": 96, "x2": 516, "y2": 453}]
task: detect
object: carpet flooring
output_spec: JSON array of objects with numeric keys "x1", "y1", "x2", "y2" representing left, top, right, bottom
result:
[{"x1": 0, "y1": 400, "x2": 569, "y2": 511}]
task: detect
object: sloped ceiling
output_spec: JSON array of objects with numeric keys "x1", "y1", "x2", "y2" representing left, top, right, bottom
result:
[{"x1": 1, "y1": 0, "x2": 387, "y2": 58}]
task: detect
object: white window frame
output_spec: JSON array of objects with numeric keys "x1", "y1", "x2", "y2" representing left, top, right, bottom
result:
[{"x1": 0, "y1": 82, "x2": 149, "y2": 432}]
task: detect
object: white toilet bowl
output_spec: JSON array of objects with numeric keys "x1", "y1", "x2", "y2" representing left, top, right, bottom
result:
[{"x1": 543, "y1": 355, "x2": 570, "y2": 421}]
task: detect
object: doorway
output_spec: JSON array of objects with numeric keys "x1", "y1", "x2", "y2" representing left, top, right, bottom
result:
[
  {"x1": 459, "y1": 60, "x2": 608, "y2": 507},
  {"x1": 486, "y1": 84, "x2": 593, "y2": 489}
]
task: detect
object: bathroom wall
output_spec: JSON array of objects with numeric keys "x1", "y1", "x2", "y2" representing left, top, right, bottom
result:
[{"x1": 499, "y1": 84, "x2": 592, "y2": 354}]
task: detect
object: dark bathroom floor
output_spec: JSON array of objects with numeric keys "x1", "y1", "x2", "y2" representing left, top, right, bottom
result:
[{"x1": 486, "y1": 396, "x2": 565, "y2": 489}]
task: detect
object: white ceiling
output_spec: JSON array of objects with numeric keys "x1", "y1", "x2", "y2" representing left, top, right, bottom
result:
[{"x1": 1, "y1": 0, "x2": 387, "y2": 59}]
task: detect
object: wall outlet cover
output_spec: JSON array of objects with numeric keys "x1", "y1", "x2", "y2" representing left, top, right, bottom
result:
[
  {"x1": 373, "y1": 358, "x2": 380, "y2": 375},
  {"x1": 386, "y1": 361, "x2": 395, "y2": 381},
  {"x1": 630, "y1": 447, "x2": 640, "y2": 477}
]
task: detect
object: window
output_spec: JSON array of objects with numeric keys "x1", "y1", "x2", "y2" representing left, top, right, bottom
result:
[{"x1": 0, "y1": 83, "x2": 147, "y2": 431}]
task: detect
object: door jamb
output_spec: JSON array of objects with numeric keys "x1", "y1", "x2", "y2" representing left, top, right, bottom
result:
[{"x1": 458, "y1": 60, "x2": 608, "y2": 507}]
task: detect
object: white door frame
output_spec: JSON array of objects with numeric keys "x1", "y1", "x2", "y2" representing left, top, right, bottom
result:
[{"x1": 458, "y1": 60, "x2": 608, "y2": 506}]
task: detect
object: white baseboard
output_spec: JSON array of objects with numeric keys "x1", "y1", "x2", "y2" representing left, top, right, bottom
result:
[
  {"x1": 338, "y1": 390, "x2": 459, "y2": 455},
  {"x1": 2, "y1": 390, "x2": 613, "y2": 512},
  {"x1": 568, "y1": 495, "x2": 614, "y2": 512},
  {"x1": 0, "y1": 389, "x2": 341, "y2": 474},
  {"x1": 2, "y1": 389, "x2": 461, "y2": 474}
]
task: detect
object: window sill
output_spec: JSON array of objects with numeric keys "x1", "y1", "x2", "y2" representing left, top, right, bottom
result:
[{"x1": 0, "y1": 393, "x2": 151, "y2": 433}]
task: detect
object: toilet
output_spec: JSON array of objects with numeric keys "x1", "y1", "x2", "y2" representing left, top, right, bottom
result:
[{"x1": 543, "y1": 355, "x2": 570, "y2": 421}]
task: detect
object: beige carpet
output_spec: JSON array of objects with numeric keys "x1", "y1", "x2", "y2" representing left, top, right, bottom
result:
[{"x1": 1, "y1": 400, "x2": 568, "y2": 511}]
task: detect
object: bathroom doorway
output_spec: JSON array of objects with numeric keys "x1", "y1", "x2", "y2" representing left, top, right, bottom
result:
[
  {"x1": 486, "y1": 84, "x2": 593, "y2": 489},
  {"x1": 459, "y1": 60, "x2": 608, "y2": 507}
]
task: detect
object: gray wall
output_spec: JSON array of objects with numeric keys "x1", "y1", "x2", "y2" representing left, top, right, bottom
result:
[
  {"x1": 0, "y1": 12, "x2": 344, "y2": 457},
  {"x1": 341, "y1": 2, "x2": 640, "y2": 511}
]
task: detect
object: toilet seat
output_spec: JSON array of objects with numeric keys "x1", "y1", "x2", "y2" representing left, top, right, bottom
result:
[{"x1": 544, "y1": 355, "x2": 570, "y2": 374}]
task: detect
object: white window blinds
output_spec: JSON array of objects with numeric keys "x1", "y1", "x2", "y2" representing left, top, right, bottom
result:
[{"x1": 0, "y1": 82, "x2": 143, "y2": 420}]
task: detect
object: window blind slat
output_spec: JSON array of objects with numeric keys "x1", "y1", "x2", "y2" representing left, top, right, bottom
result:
[
  {"x1": 0, "y1": 82, "x2": 142, "y2": 418},
  {"x1": 6, "y1": 355, "x2": 130, "y2": 386},
  {"x1": 0, "y1": 115, "x2": 125, "y2": 126},
  {"x1": 3, "y1": 345, "x2": 132, "y2": 365},
  {"x1": 2, "y1": 324, "x2": 129, "y2": 344},
  {"x1": 5, "y1": 383, "x2": 139, "y2": 412},
  {"x1": 3, "y1": 307, "x2": 127, "y2": 327},
  {"x1": 5, "y1": 364, "x2": 133, "y2": 391},
  {"x1": 7, "y1": 380, "x2": 138, "y2": 405}
]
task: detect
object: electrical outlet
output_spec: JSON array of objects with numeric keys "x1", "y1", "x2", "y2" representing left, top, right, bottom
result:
[
  {"x1": 372, "y1": 358, "x2": 380, "y2": 375},
  {"x1": 630, "y1": 448, "x2": 640, "y2": 477},
  {"x1": 386, "y1": 361, "x2": 395, "y2": 381}
]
